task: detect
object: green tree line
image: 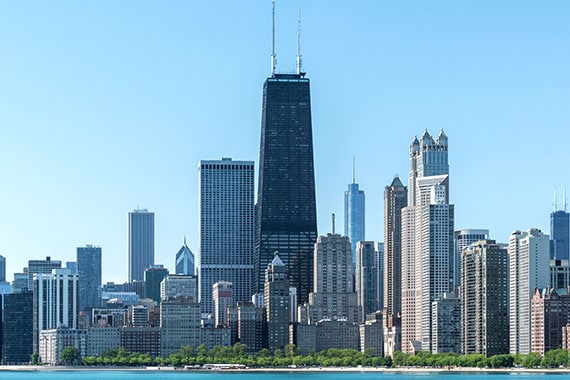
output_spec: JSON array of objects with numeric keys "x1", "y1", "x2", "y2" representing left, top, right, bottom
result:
[{"x1": 76, "y1": 344, "x2": 570, "y2": 369}]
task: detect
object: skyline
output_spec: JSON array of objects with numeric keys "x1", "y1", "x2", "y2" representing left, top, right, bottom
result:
[{"x1": 1, "y1": 1, "x2": 570, "y2": 283}]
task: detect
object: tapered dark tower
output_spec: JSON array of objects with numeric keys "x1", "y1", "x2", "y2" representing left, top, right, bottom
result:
[{"x1": 254, "y1": 72, "x2": 318, "y2": 304}]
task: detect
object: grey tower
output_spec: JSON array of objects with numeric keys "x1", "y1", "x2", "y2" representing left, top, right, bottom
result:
[
  {"x1": 198, "y1": 158, "x2": 254, "y2": 315},
  {"x1": 77, "y1": 245, "x2": 102, "y2": 311},
  {"x1": 128, "y1": 209, "x2": 154, "y2": 282}
]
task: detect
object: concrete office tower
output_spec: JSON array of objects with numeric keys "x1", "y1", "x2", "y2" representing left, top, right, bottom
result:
[
  {"x1": 356, "y1": 241, "x2": 379, "y2": 322},
  {"x1": 531, "y1": 287, "x2": 570, "y2": 356},
  {"x1": 32, "y1": 268, "x2": 79, "y2": 353},
  {"x1": 551, "y1": 207, "x2": 569, "y2": 261},
  {"x1": 160, "y1": 274, "x2": 198, "y2": 301},
  {"x1": 198, "y1": 158, "x2": 254, "y2": 315},
  {"x1": 2, "y1": 292, "x2": 33, "y2": 364},
  {"x1": 401, "y1": 130, "x2": 453, "y2": 354},
  {"x1": 27, "y1": 256, "x2": 62, "y2": 291},
  {"x1": 145, "y1": 265, "x2": 169, "y2": 304},
  {"x1": 431, "y1": 293, "x2": 461, "y2": 354},
  {"x1": 160, "y1": 297, "x2": 201, "y2": 356},
  {"x1": 345, "y1": 161, "x2": 365, "y2": 262},
  {"x1": 509, "y1": 228, "x2": 550, "y2": 354},
  {"x1": 77, "y1": 245, "x2": 102, "y2": 311},
  {"x1": 550, "y1": 259, "x2": 570, "y2": 289},
  {"x1": 254, "y1": 69, "x2": 318, "y2": 305},
  {"x1": 462, "y1": 240, "x2": 509, "y2": 356},
  {"x1": 264, "y1": 254, "x2": 289, "y2": 352},
  {"x1": 175, "y1": 237, "x2": 195, "y2": 275},
  {"x1": 453, "y1": 229, "x2": 489, "y2": 291},
  {"x1": 384, "y1": 176, "x2": 407, "y2": 319},
  {"x1": 128, "y1": 209, "x2": 155, "y2": 282},
  {"x1": 307, "y1": 233, "x2": 361, "y2": 323},
  {"x1": 213, "y1": 281, "x2": 233, "y2": 327}
]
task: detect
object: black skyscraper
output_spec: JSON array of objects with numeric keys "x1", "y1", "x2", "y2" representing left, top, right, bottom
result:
[{"x1": 255, "y1": 73, "x2": 318, "y2": 304}]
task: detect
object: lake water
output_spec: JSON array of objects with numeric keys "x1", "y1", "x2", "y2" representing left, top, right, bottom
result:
[{"x1": 0, "y1": 370, "x2": 569, "y2": 380}]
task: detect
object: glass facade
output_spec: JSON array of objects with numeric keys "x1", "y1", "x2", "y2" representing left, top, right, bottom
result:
[
  {"x1": 550, "y1": 210, "x2": 569, "y2": 260},
  {"x1": 344, "y1": 183, "x2": 365, "y2": 263},
  {"x1": 255, "y1": 73, "x2": 318, "y2": 304},
  {"x1": 128, "y1": 209, "x2": 155, "y2": 282},
  {"x1": 77, "y1": 245, "x2": 102, "y2": 311}
]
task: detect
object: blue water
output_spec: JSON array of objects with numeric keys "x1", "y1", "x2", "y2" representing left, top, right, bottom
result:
[{"x1": 0, "y1": 371, "x2": 568, "y2": 380}]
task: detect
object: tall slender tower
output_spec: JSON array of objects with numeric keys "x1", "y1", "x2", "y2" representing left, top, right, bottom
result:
[
  {"x1": 264, "y1": 254, "x2": 290, "y2": 351},
  {"x1": 383, "y1": 176, "x2": 407, "y2": 319},
  {"x1": 550, "y1": 189, "x2": 569, "y2": 261},
  {"x1": 345, "y1": 160, "x2": 365, "y2": 261},
  {"x1": 198, "y1": 158, "x2": 255, "y2": 315},
  {"x1": 401, "y1": 130, "x2": 453, "y2": 353},
  {"x1": 128, "y1": 209, "x2": 154, "y2": 282},
  {"x1": 509, "y1": 228, "x2": 550, "y2": 354},
  {"x1": 254, "y1": 4, "x2": 317, "y2": 304}
]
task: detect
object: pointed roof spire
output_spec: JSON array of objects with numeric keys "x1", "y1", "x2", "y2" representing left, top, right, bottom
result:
[
  {"x1": 183, "y1": 235, "x2": 187, "y2": 246},
  {"x1": 271, "y1": 251, "x2": 284, "y2": 266},
  {"x1": 352, "y1": 156, "x2": 356, "y2": 183},
  {"x1": 565, "y1": 186, "x2": 568, "y2": 212},
  {"x1": 554, "y1": 187, "x2": 558, "y2": 212}
]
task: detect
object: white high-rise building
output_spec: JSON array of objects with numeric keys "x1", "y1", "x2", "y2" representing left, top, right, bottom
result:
[
  {"x1": 198, "y1": 158, "x2": 254, "y2": 315},
  {"x1": 32, "y1": 268, "x2": 79, "y2": 353},
  {"x1": 401, "y1": 130, "x2": 454, "y2": 353},
  {"x1": 509, "y1": 228, "x2": 550, "y2": 354}
]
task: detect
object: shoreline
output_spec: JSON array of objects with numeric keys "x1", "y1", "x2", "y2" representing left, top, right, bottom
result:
[{"x1": 1, "y1": 365, "x2": 570, "y2": 373}]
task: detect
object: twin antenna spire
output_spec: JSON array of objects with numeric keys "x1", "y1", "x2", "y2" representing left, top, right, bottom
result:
[
  {"x1": 553, "y1": 186, "x2": 568, "y2": 212},
  {"x1": 271, "y1": 0, "x2": 303, "y2": 75}
]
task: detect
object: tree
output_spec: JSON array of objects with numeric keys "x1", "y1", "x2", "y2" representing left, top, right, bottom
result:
[
  {"x1": 30, "y1": 352, "x2": 40, "y2": 365},
  {"x1": 61, "y1": 346, "x2": 82, "y2": 366}
]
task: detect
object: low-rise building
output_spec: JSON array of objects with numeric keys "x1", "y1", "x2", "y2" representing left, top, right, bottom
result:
[{"x1": 38, "y1": 327, "x2": 87, "y2": 365}]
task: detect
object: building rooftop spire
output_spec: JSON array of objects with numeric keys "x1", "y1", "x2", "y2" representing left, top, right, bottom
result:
[{"x1": 271, "y1": 0, "x2": 277, "y2": 75}]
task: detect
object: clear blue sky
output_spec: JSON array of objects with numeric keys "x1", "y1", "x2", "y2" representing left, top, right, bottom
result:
[{"x1": 1, "y1": 1, "x2": 569, "y2": 283}]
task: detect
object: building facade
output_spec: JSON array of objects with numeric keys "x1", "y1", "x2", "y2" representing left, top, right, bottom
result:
[
  {"x1": 345, "y1": 181, "x2": 365, "y2": 262},
  {"x1": 198, "y1": 158, "x2": 254, "y2": 315},
  {"x1": 531, "y1": 287, "x2": 570, "y2": 356},
  {"x1": 355, "y1": 241, "x2": 379, "y2": 322},
  {"x1": 453, "y1": 229, "x2": 489, "y2": 291},
  {"x1": 401, "y1": 130, "x2": 453, "y2": 354},
  {"x1": 77, "y1": 245, "x2": 102, "y2": 311},
  {"x1": 431, "y1": 293, "x2": 461, "y2": 354},
  {"x1": 254, "y1": 72, "x2": 318, "y2": 305},
  {"x1": 383, "y1": 176, "x2": 407, "y2": 319},
  {"x1": 128, "y1": 209, "x2": 155, "y2": 282},
  {"x1": 175, "y1": 238, "x2": 195, "y2": 275},
  {"x1": 462, "y1": 240, "x2": 509, "y2": 356},
  {"x1": 145, "y1": 265, "x2": 169, "y2": 304},
  {"x1": 2, "y1": 292, "x2": 33, "y2": 364},
  {"x1": 509, "y1": 228, "x2": 550, "y2": 354},
  {"x1": 307, "y1": 233, "x2": 361, "y2": 323},
  {"x1": 264, "y1": 254, "x2": 289, "y2": 352},
  {"x1": 551, "y1": 209, "x2": 569, "y2": 261},
  {"x1": 32, "y1": 268, "x2": 79, "y2": 353},
  {"x1": 160, "y1": 274, "x2": 198, "y2": 302},
  {"x1": 213, "y1": 281, "x2": 233, "y2": 327},
  {"x1": 38, "y1": 327, "x2": 86, "y2": 365},
  {"x1": 160, "y1": 297, "x2": 201, "y2": 356}
]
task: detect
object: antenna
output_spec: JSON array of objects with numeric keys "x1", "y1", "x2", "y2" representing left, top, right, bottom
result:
[
  {"x1": 554, "y1": 187, "x2": 558, "y2": 212},
  {"x1": 332, "y1": 213, "x2": 336, "y2": 234},
  {"x1": 296, "y1": 9, "x2": 303, "y2": 75},
  {"x1": 271, "y1": 0, "x2": 277, "y2": 75},
  {"x1": 564, "y1": 186, "x2": 567, "y2": 212},
  {"x1": 352, "y1": 156, "x2": 356, "y2": 183}
]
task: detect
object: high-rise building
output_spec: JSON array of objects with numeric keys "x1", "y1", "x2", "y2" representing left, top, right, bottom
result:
[
  {"x1": 264, "y1": 254, "x2": 289, "y2": 352},
  {"x1": 509, "y1": 228, "x2": 550, "y2": 354},
  {"x1": 550, "y1": 259, "x2": 570, "y2": 289},
  {"x1": 213, "y1": 281, "x2": 233, "y2": 327},
  {"x1": 175, "y1": 237, "x2": 195, "y2": 275},
  {"x1": 77, "y1": 245, "x2": 102, "y2": 311},
  {"x1": 2, "y1": 291, "x2": 33, "y2": 364},
  {"x1": 144, "y1": 265, "x2": 169, "y2": 304},
  {"x1": 453, "y1": 228, "x2": 489, "y2": 291},
  {"x1": 531, "y1": 287, "x2": 570, "y2": 356},
  {"x1": 198, "y1": 158, "x2": 254, "y2": 315},
  {"x1": 237, "y1": 301, "x2": 265, "y2": 353},
  {"x1": 128, "y1": 209, "x2": 155, "y2": 282},
  {"x1": 431, "y1": 293, "x2": 461, "y2": 354},
  {"x1": 355, "y1": 241, "x2": 379, "y2": 322},
  {"x1": 254, "y1": 70, "x2": 318, "y2": 305},
  {"x1": 160, "y1": 296, "x2": 201, "y2": 356},
  {"x1": 306, "y1": 233, "x2": 361, "y2": 323},
  {"x1": 345, "y1": 164, "x2": 365, "y2": 261},
  {"x1": 160, "y1": 274, "x2": 198, "y2": 302},
  {"x1": 461, "y1": 240, "x2": 509, "y2": 356},
  {"x1": 27, "y1": 256, "x2": 62, "y2": 291},
  {"x1": 551, "y1": 209, "x2": 569, "y2": 261},
  {"x1": 32, "y1": 268, "x2": 79, "y2": 353},
  {"x1": 401, "y1": 130, "x2": 453, "y2": 354},
  {"x1": 383, "y1": 177, "x2": 407, "y2": 319}
]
